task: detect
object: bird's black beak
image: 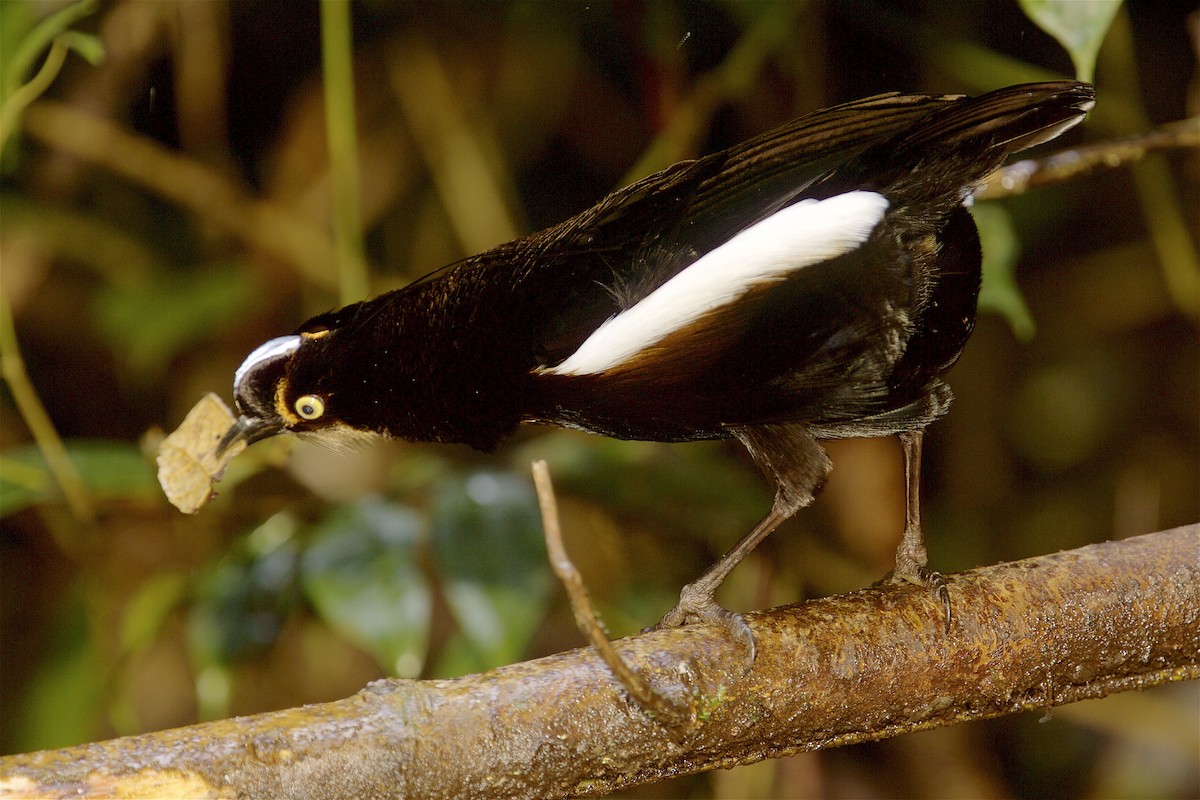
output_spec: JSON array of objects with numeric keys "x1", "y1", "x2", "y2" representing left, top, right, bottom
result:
[{"x1": 217, "y1": 415, "x2": 284, "y2": 457}]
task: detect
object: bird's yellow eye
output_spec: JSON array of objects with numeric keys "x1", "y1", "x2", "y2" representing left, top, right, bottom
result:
[{"x1": 294, "y1": 395, "x2": 325, "y2": 420}]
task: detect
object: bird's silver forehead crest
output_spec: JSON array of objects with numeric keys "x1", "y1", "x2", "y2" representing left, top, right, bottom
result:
[{"x1": 233, "y1": 335, "x2": 301, "y2": 394}]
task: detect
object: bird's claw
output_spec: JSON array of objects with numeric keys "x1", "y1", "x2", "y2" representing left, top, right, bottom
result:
[
  {"x1": 883, "y1": 562, "x2": 953, "y2": 633},
  {"x1": 651, "y1": 585, "x2": 756, "y2": 667}
]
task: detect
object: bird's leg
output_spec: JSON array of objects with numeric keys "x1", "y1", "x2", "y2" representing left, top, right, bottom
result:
[
  {"x1": 655, "y1": 424, "x2": 830, "y2": 663},
  {"x1": 654, "y1": 501, "x2": 795, "y2": 661},
  {"x1": 893, "y1": 430, "x2": 930, "y2": 572},
  {"x1": 888, "y1": 429, "x2": 952, "y2": 629}
]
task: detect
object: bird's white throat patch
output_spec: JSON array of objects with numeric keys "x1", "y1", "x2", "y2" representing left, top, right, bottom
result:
[{"x1": 546, "y1": 190, "x2": 889, "y2": 376}]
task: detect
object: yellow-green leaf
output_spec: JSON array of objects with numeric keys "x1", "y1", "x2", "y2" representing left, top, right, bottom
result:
[{"x1": 1019, "y1": 0, "x2": 1121, "y2": 82}]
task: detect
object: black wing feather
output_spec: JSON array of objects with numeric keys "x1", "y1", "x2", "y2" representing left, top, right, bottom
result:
[{"x1": 530, "y1": 82, "x2": 1092, "y2": 439}]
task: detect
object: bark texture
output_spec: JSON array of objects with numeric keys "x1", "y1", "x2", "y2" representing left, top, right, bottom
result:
[{"x1": 2, "y1": 525, "x2": 1197, "y2": 799}]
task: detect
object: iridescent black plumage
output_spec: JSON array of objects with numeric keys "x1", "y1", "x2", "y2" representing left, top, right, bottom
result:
[{"x1": 224, "y1": 82, "x2": 1094, "y2": 651}]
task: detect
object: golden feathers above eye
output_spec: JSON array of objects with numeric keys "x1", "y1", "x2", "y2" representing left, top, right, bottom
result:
[{"x1": 294, "y1": 395, "x2": 325, "y2": 420}]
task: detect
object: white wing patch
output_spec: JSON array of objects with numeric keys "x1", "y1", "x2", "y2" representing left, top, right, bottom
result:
[{"x1": 546, "y1": 190, "x2": 889, "y2": 376}]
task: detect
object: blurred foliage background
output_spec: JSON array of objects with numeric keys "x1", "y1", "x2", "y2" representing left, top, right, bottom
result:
[{"x1": 1, "y1": 0, "x2": 1197, "y2": 797}]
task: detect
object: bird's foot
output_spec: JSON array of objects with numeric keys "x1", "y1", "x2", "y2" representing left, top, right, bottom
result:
[
  {"x1": 881, "y1": 555, "x2": 952, "y2": 633},
  {"x1": 652, "y1": 581, "x2": 756, "y2": 666}
]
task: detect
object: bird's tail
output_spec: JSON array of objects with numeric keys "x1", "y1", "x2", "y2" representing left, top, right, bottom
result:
[
  {"x1": 897, "y1": 81, "x2": 1094, "y2": 167},
  {"x1": 835, "y1": 81, "x2": 1095, "y2": 203}
]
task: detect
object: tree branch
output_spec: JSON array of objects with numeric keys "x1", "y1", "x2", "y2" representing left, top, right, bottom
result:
[
  {"x1": 974, "y1": 117, "x2": 1200, "y2": 200},
  {"x1": 3, "y1": 525, "x2": 1197, "y2": 799},
  {"x1": 532, "y1": 459, "x2": 692, "y2": 731}
]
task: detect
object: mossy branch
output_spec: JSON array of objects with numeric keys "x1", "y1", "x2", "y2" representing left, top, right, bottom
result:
[{"x1": 2, "y1": 525, "x2": 1196, "y2": 799}]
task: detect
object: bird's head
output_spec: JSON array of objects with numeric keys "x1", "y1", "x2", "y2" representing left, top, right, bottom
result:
[{"x1": 218, "y1": 329, "x2": 375, "y2": 456}]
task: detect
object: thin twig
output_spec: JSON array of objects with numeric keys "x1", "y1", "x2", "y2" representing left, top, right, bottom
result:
[
  {"x1": 319, "y1": 0, "x2": 370, "y2": 305},
  {"x1": 22, "y1": 100, "x2": 341, "y2": 289},
  {"x1": 0, "y1": 292, "x2": 94, "y2": 522},
  {"x1": 975, "y1": 117, "x2": 1200, "y2": 200},
  {"x1": 388, "y1": 38, "x2": 523, "y2": 254},
  {"x1": 1099, "y1": 8, "x2": 1199, "y2": 318},
  {"x1": 975, "y1": 115, "x2": 1200, "y2": 317},
  {"x1": 621, "y1": 2, "x2": 805, "y2": 183},
  {"x1": 1, "y1": 0, "x2": 96, "y2": 98},
  {"x1": 0, "y1": 30, "x2": 95, "y2": 524},
  {"x1": 531, "y1": 460, "x2": 691, "y2": 730},
  {"x1": 0, "y1": 38, "x2": 69, "y2": 151}
]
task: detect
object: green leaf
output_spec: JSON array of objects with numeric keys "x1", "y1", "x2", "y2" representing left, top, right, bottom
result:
[
  {"x1": 0, "y1": 2, "x2": 35, "y2": 98},
  {"x1": 57, "y1": 30, "x2": 105, "y2": 66},
  {"x1": 92, "y1": 263, "x2": 253, "y2": 380},
  {"x1": 301, "y1": 498, "x2": 431, "y2": 678},
  {"x1": 188, "y1": 515, "x2": 301, "y2": 667},
  {"x1": 974, "y1": 202, "x2": 1036, "y2": 341},
  {"x1": 431, "y1": 471, "x2": 550, "y2": 673},
  {"x1": 1019, "y1": 0, "x2": 1122, "y2": 82},
  {"x1": 1, "y1": 0, "x2": 98, "y2": 98},
  {"x1": 0, "y1": 454, "x2": 50, "y2": 516},
  {"x1": 69, "y1": 440, "x2": 158, "y2": 495},
  {"x1": 0, "y1": 440, "x2": 156, "y2": 516},
  {"x1": 120, "y1": 573, "x2": 188, "y2": 655}
]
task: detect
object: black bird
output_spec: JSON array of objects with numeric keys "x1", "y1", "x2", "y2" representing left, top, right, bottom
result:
[{"x1": 222, "y1": 82, "x2": 1094, "y2": 652}]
